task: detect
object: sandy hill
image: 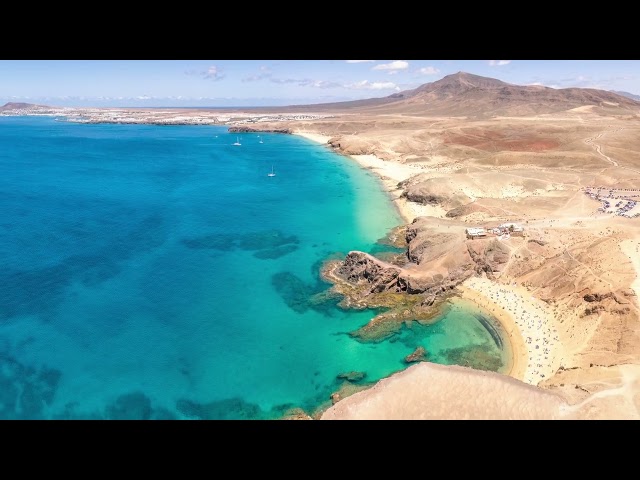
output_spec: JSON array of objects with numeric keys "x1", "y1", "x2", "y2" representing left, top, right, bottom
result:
[{"x1": 298, "y1": 72, "x2": 640, "y2": 118}]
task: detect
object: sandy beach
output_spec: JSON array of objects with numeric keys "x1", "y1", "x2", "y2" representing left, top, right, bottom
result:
[
  {"x1": 458, "y1": 276, "x2": 564, "y2": 385},
  {"x1": 294, "y1": 131, "x2": 436, "y2": 223}
]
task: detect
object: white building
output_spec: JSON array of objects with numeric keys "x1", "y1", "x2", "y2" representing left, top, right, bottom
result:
[
  {"x1": 498, "y1": 222, "x2": 524, "y2": 235},
  {"x1": 465, "y1": 227, "x2": 487, "y2": 239}
]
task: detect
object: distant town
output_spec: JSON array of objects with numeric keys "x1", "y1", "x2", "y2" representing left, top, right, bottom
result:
[{"x1": 0, "y1": 103, "x2": 333, "y2": 126}]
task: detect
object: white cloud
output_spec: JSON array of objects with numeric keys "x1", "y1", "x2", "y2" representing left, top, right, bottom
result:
[
  {"x1": 346, "y1": 80, "x2": 400, "y2": 90},
  {"x1": 203, "y1": 65, "x2": 225, "y2": 81},
  {"x1": 372, "y1": 60, "x2": 409, "y2": 71},
  {"x1": 388, "y1": 71, "x2": 399, "y2": 75},
  {"x1": 346, "y1": 60, "x2": 375, "y2": 63},
  {"x1": 243, "y1": 65, "x2": 274, "y2": 82},
  {"x1": 268, "y1": 77, "x2": 341, "y2": 88},
  {"x1": 308, "y1": 80, "x2": 342, "y2": 88},
  {"x1": 185, "y1": 65, "x2": 226, "y2": 81},
  {"x1": 419, "y1": 66, "x2": 440, "y2": 75},
  {"x1": 136, "y1": 95, "x2": 153, "y2": 100},
  {"x1": 243, "y1": 72, "x2": 272, "y2": 82},
  {"x1": 488, "y1": 60, "x2": 511, "y2": 67}
]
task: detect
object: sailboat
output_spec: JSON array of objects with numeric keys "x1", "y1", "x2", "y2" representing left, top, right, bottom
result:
[
  {"x1": 233, "y1": 136, "x2": 241, "y2": 146},
  {"x1": 259, "y1": 135, "x2": 264, "y2": 144},
  {"x1": 267, "y1": 165, "x2": 276, "y2": 177}
]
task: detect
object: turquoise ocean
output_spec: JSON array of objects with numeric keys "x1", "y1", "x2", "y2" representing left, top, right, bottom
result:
[{"x1": 0, "y1": 117, "x2": 508, "y2": 419}]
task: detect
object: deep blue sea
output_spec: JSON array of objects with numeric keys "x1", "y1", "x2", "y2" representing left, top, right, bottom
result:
[{"x1": 0, "y1": 116, "x2": 508, "y2": 419}]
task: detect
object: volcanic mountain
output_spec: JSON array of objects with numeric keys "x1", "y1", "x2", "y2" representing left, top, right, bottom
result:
[
  {"x1": 303, "y1": 72, "x2": 640, "y2": 118},
  {"x1": 0, "y1": 102, "x2": 49, "y2": 111}
]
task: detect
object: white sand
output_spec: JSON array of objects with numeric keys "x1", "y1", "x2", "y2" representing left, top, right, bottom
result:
[
  {"x1": 293, "y1": 132, "x2": 436, "y2": 223},
  {"x1": 459, "y1": 276, "x2": 564, "y2": 385},
  {"x1": 294, "y1": 131, "x2": 332, "y2": 144}
]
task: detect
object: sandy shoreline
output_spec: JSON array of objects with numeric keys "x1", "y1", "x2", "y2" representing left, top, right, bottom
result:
[
  {"x1": 293, "y1": 131, "x2": 433, "y2": 223},
  {"x1": 294, "y1": 130, "x2": 564, "y2": 386},
  {"x1": 458, "y1": 276, "x2": 564, "y2": 385}
]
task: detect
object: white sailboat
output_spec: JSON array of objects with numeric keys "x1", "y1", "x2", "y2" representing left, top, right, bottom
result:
[
  {"x1": 267, "y1": 165, "x2": 276, "y2": 177},
  {"x1": 259, "y1": 135, "x2": 264, "y2": 144},
  {"x1": 233, "y1": 136, "x2": 241, "y2": 146}
]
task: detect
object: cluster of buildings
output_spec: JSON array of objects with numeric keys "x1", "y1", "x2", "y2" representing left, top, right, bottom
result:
[
  {"x1": 232, "y1": 114, "x2": 333, "y2": 124},
  {"x1": 465, "y1": 223, "x2": 524, "y2": 240},
  {"x1": 583, "y1": 186, "x2": 640, "y2": 218}
]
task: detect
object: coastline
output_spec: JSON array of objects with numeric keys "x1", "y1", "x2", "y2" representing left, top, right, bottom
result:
[
  {"x1": 293, "y1": 131, "x2": 437, "y2": 224},
  {"x1": 458, "y1": 276, "x2": 563, "y2": 385},
  {"x1": 294, "y1": 130, "x2": 562, "y2": 387}
]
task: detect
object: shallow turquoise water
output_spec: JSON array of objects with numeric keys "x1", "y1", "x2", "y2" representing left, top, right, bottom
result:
[{"x1": 0, "y1": 117, "x2": 508, "y2": 419}]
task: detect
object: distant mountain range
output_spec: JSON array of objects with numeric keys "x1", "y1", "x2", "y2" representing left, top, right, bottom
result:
[
  {"x1": 300, "y1": 72, "x2": 640, "y2": 117},
  {"x1": 611, "y1": 90, "x2": 640, "y2": 101},
  {"x1": 3, "y1": 73, "x2": 640, "y2": 118}
]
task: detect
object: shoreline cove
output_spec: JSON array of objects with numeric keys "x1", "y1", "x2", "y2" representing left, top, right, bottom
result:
[
  {"x1": 292, "y1": 130, "x2": 560, "y2": 388},
  {"x1": 293, "y1": 132, "x2": 433, "y2": 224}
]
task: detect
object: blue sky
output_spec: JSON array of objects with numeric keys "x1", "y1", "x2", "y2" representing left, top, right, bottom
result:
[{"x1": 0, "y1": 60, "x2": 638, "y2": 107}]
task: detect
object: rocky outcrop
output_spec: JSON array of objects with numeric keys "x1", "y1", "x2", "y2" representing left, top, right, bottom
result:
[
  {"x1": 327, "y1": 136, "x2": 374, "y2": 155},
  {"x1": 228, "y1": 126, "x2": 291, "y2": 134},
  {"x1": 404, "y1": 346, "x2": 427, "y2": 363},
  {"x1": 336, "y1": 252, "x2": 403, "y2": 293},
  {"x1": 402, "y1": 190, "x2": 446, "y2": 206},
  {"x1": 332, "y1": 221, "x2": 513, "y2": 300},
  {"x1": 528, "y1": 239, "x2": 548, "y2": 246},
  {"x1": 583, "y1": 292, "x2": 614, "y2": 303},
  {"x1": 466, "y1": 239, "x2": 511, "y2": 276},
  {"x1": 324, "y1": 217, "x2": 518, "y2": 343},
  {"x1": 399, "y1": 175, "x2": 471, "y2": 209},
  {"x1": 406, "y1": 231, "x2": 460, "y2": 265}
]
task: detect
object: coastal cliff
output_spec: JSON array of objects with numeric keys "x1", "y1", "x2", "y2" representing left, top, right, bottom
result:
[{"x1": 322, "y1": 217, "x2": 515, "y2": 341}]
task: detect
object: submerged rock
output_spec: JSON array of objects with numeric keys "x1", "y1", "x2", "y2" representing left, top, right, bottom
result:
[
  {"x1": 106, "y1": 392, "x2": 152, "y2": 420},
  {"x1": 404, "y1": 346, "x2": 428, "y2": 363},
  {"x1": 336, "y1": 371, "x2": 367, "y2": 383},
  {"x1": 281, "y1": 408, "x2": 313, "y2": 420}
]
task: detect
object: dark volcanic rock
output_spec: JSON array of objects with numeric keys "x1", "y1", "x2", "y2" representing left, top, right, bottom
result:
[
  {"x1": 336, "y1": 371, "x2": 366, "y2": 383},
  {"x1": 337, "y1": 251, "x2": 402, "y2": 292},
  {"x1": 228, "y1": 126, "x2": 291, "y2": 134},
  {"x1": 404, "y1": 346, "x2": 427, "y2": 363},
  {"x1": 402, "y1": 190, "x2": 445, "y2": 205},
  {"x1": 583, "y1": 292, "x2": 613, "y2": 302}
]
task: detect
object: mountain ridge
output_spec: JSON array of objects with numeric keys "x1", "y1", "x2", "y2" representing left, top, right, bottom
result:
[{"x1": 296, "y1": 72, "x2": 640, "y2": 117}]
